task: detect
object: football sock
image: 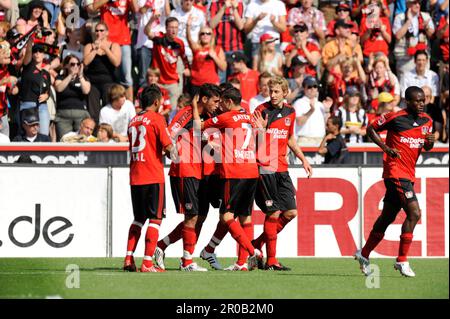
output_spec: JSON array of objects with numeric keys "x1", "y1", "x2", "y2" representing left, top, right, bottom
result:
[
  {"x1": 205, "y1": 221, "x2": 229, "y2": 253},
  {"x1": 361, "y1": 231, "x2": 385, "y2": 259},
  {"x1": 397, "y1": 232, "x2": 413, "y2": 262},
  {"x1": 126, "y1": 221, "x2": 143, "y2": 256},
  {"x1": 277, "y1": 214, "x2": 291, "y2": 233},
  {"x1": 237, "y1": 223, "x2": 253, "y2": 266},
  {"x1": 157, "y1": 221, "x2": 183, "y2": 251},
  {"x1": 264, "y1": 216, "x2": 279, "y2": 266},
  {"x1": 182, "y1": 225, "x2": 197, "y2": 267},
  {"x1": 143, "y1": 220, "x2": 162, "y2": 267},
  {"x1": 252, "y1": 211, "x2": 286, "y2": 250},
  {"x1": 226, "y1": 220, "x2": 255, "y2": 256}
]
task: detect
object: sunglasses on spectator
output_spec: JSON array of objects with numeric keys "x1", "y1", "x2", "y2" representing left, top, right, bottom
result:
[
  {"x1": 200, "y1": 32, "x2": 212, "y2": 36},
  {"x1": 294, "y1": 27, "x2": 308, "y2": 33},
  {"x1": 336, "y1": 8, "x2": 350, "y2": 13},
  {"x1": 33, "y1": 48, "x2": 45, "y2": 53},
  {"x1": 306, "y1": 85, "x2": 318, "y2": 89},
  {"x1": 95, "y1": 29, "x2": 106, "y2": 33},
  {"x1": 70, "y1": 62, "x2": 81, "y2": 66}
]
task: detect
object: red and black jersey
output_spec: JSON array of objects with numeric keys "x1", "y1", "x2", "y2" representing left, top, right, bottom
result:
[
  {"x1": 168, "y1": 106, "x2": 203, "y2": 179},
  {"x1": 370, "y1": 109, "x2": 433, "y2": 182},
  {"x1": 151, "y1": 33, "x2": 189, "y2": 85},
  {"x1": 128, "y1": 110, "x2": 172, "y2": 185},
  {"x1": 201, "y1": 111, "x2": 221, "y2": 176},
  {"x1": 0, "y1": 66, "x2": 10, "y2": 117},
  {"x1": 203, "y1": 108, "x2": 259, "y2": 179},
  {"x1": 209, "y1": 0, "x2": 245, "y2": 52},
  {"x1": 255, "y1": 102, "x2": 296, "y2": 173}
]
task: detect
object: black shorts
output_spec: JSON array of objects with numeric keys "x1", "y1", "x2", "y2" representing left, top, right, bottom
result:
[
  {"x1": 170, "y1": 177, "x2": 200, "y2": 215},
  {"x1": 130, "y1": 183, "x2": 166, "y2": 222},
  {"x1": 255, "y1": 171, "x2": 297, "y2": 213},
  {"x1": 220, "y1": 178, "x2": 258, "y2": 216},
  {"x1": 383, "y1": 178, "x2": 418, "y2": 210},
  {"x1": 198, "y1": 174, "x2": 222, "y2": 215}
]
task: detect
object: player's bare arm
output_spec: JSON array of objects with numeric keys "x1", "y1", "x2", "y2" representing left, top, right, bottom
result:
[
  {"x1": 367, "y1": 125, "x2": 401, "y2": 159},
  {"x1": 192, "y1": 94, "x2": 205, "y2": 130},
  {"x1": 288, "y1": 135, "x2": 312, "y2": 178}
]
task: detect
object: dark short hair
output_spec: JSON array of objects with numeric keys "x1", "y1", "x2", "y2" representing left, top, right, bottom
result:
[
  {"x1": 199, "y1": 83, "x2": 221, "y2": 100},
  {"x1": 405, "y1": 86, "x2": 424, "y2": 102},
  {"x1": 166, "y1": 17, "x2": 179, "y2": 27},
  {"x1": 221, "y1": 87, "x2": 242, "y2": 105},
  {"x1": 414, "y1": 50, "x2": 428, "y2": 61},
  {"x1": 140, "y1": 84, "x2": 162, "y2": 108},
  {"x1": 328, "y1": 116, "x2": 343, "y2": 130},
  {"x1": 219, "y1": 82, "x2": 234, "y2": 92}
]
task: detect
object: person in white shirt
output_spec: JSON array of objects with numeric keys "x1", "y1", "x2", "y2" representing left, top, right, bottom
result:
[
  {"x1": 99, "y1": 84, "x2": 136, "y2": 142},
  {"x1": 249, "y1": 71, "x2": 271, "y2": 113},
  {"x1": 243, "y1": 0, "x2": 287, "y2": 57},
  {"x1": 293, "y1": 76, "x2": 332, "y2": 146},
  {"x1": 401, "y1": 50, "x2": 439, "y2": 101},
  {"x1": 169, "y1": 0, "x2": 206, "y2": 61},
  {"x1": 136, "y1": 0, "x2": 170, "y2": 86}
]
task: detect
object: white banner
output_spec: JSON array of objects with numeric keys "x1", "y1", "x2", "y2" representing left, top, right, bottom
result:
[
  {"x1": 0, "y1": 167, "x2": 108, "y2": 257},
  {"x1": 1, "y1": 166, "x2": 447, "y2": 258}
]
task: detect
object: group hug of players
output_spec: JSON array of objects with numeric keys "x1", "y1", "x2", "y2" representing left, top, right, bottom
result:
[{"x1": 123, "y1": 78, "x2": 434, "y2": 277}]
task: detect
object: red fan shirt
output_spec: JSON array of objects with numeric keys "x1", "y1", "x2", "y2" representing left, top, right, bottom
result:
[
  {"x1": 128, "y1": 110, "x2": 172, "y2": 185},
  {"x1": 203, "y1": 108, "x2": 259, "y2": 179},
  {"x1": 254, "y1": 102, "x2": 296, "y2": 173},
  {"x1": 151, "y1": 33, "x2": 189, "y2": 85},
  {"x1": 370, "y1": 109, "x2": 433, "y2": 182},
  {"x1": 99, "y1": 0, "x2": 132, "y2": 45}
]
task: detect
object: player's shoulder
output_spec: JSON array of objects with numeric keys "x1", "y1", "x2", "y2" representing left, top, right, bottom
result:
[{"x1": 420, "y1": 112, "x2": 433, "y2": 121}]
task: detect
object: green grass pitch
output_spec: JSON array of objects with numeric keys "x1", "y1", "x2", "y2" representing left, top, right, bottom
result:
[{"x1": 0, "y1": 258, "x2": 447, "y2": 299}]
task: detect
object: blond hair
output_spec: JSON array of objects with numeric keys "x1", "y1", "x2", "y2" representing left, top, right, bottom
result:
[{"x1": 268, "y1": 76, "x2": 289, "y2": 93}]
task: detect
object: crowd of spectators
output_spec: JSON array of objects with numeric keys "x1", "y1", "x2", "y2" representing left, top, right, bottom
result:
[{"x1": 0, "y1": 0, "x2": 448, "y2": 153}]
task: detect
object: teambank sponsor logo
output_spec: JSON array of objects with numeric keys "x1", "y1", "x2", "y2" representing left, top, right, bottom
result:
[
  {"x1": 400, "y1": 136, "x2": 425, "y2": 149},
  {"x1": 0, "y1": 204, "x2": 74, "y2": 249},
  {"x1": 0, "y1": 153, "x2": 88, "y2": 164}
]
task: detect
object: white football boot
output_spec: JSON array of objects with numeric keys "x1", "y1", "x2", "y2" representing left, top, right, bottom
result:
[
  {"x1": 153, "y1": 247, "x2": 166, "y2": 270},
  {"x1": 394, "y1": 261, "x2": 416, "y2": 277},
  {"x1": 180, "y1": 262, "x2": 208, "y2": 272},
  {"x1": 200, "y1": 248, "x2": 223, "y2": 270},
  {"x1": 354, "y1": 249, "x2": 371, "y2": 276}
]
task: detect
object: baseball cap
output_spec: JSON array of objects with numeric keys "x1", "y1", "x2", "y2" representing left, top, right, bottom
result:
[
  {"x1": 291, "y1": 55, "x2": 308, "y2": 67},
  {"x1": 260, "y1": 33, "x2": 277, "y2": 44},
  {"x1": 22, "y1": 109, "x2": 40, "y2": 125},
  {"x1": 378, "y1": 92, "x2": 394, "y2": 103},
  {"x1": 345, "y1": 85, "x2": 360, "y2": 96},
  {"x1": 334, "y1": 19, "x2": 352, "y2": 30},
  {"x1": 32, "y1": 43, "x2": 46, "y2": 53},
  {"x1": 336, "y1": 2, "x2": 351, "y2": 12},
  {"x1": 302, "y1": 76, "x2": 319, "y2": 88},
  {"x1": 229, "y1": 51, "x2": 247, "y2": 63}
]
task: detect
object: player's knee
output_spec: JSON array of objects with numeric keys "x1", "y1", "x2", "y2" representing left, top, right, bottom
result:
[
  {"x1": 408, "y1": 208, "x2": 421, "y2": 222},
  {"x1": 284, "y1": 209, "x2": 297, "y2": 220}
]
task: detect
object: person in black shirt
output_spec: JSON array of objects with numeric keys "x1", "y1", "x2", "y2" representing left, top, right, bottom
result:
[
  {"x1": 54, "y1": 55, "x2": 91, "y2": 140},
  {"x1": 18, "y1": 43, "x2": 51, "y2": 136},
  {"x1": 318, "y1": 116, "x2": 349, "y2": 164},
  {"x1": 13, "y1": 108, "x2": 50, "y2": 142}
]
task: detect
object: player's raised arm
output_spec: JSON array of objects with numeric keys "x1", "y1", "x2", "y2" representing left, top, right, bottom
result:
[
  {"x1": 287, "y1": 135, "x2": 312, "y2": 178},
  {"x1": 367, "y1": 125, "x2": 401, "y2": 159},
  {"x1": 192, "y1": 94, "x2": 204, "y2": 130}
]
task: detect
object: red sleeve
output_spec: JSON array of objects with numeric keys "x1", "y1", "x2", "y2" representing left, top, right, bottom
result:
[
  {"x1": 326, "y1": 20, "x2": 335, "y2": 37},
  {"x1": 156, "y1": 116, "x2": 172, "y2": 148},
  {"x1": 203, "y1": 113, "x2": 228, "y2": 130},
  {"x1": 360, "y1": 17, "x2": 368, "y2": 37}
]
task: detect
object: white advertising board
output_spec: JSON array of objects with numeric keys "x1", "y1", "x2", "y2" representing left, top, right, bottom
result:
[{"x1": 0, "y1": 167, "x2": 108, "y2": 257}]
